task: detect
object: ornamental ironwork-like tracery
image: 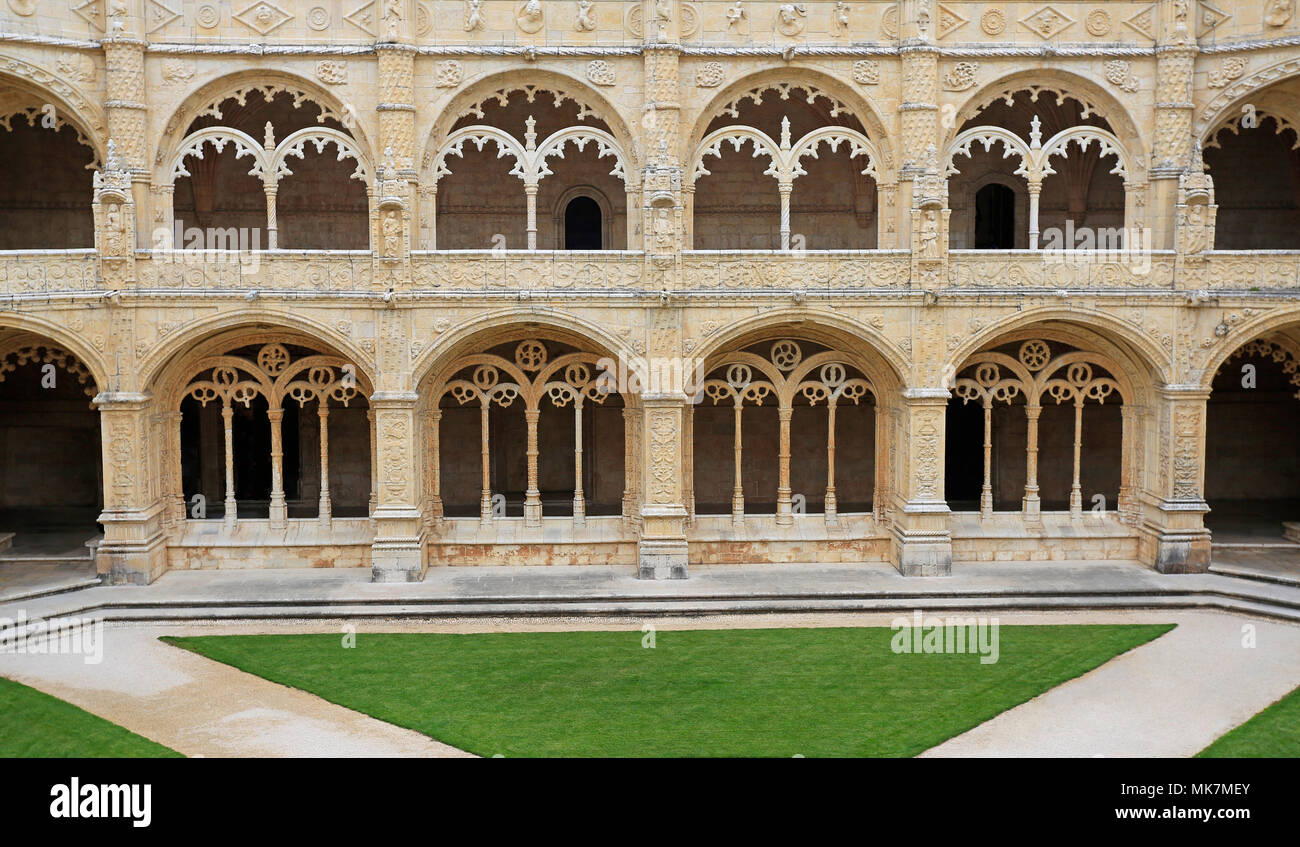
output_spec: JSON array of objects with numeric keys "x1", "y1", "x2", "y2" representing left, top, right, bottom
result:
[
  {"x1": 427, "y1": 339, "x2": 622, "y2": 526},
  {"x1": 182, "y1": 343, "x2": 362, "y2": 530},
  {"x1": 700, "y1": 339, "x2": 874, "y2": 526},
  {"x1": 953, "y1": 339, "x2": 1121, "y2": 519}
]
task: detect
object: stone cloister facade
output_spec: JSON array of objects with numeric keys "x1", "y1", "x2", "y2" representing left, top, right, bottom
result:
[{"x1": 0, "y1": 1, "x2": 1297, "y2": 584}]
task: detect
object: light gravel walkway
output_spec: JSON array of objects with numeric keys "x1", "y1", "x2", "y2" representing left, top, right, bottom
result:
[
  {"x1": 0, "y1": 623, "x2": 473, "y2": 758},
  {"x1": 2, "y1": 609, "x2": 1297, "y2": 757},
  {"x1": 920, "y1": 610, "x2": 1300, "y2": 757}
]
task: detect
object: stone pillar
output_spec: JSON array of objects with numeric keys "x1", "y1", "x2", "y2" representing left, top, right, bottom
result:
[
  {"x1": 1142, "y1": 385, "x2": 1211, "y2": 573},
  {"x1": 638, "y1": 395, "x2": 689, "y2": 579},
  {"x1": 370, "y1": 391, "x2": 425, "y2": 582},
  {"x1": 95, "y1": 393, "x2": 168, "y2": 585},
  {"x1": 376, "y1": 42, "x2": 418, "y2": 251},
  {"x1": 102, "y1": 36, "x2": 149, "y2": 248},
  {"x1": 1149, "y1": 20, "x2": 1198, "y2": 250},
  {"x1": 636, "y1": 13, "x2": 689, "y2": 578},
  {"x1": 890, "y1": 388, "x2": 953, "y2": 576}
]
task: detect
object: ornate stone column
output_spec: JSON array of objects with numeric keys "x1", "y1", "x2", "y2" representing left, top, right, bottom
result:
[
  {"x1": 95, "y1": 392, "x2": 169, "y2": 585},
  {"x1": 890, "y1": 388, "x2": 953, "y2": 576},
  {"x1": 896, "y1": 7, "x2": 941, "y2": 253},
  {"x1": 102, "y1": 31, "x2": 149, "y2": 249},
  {"x1": 1149, "y1": 9, "x2": 1198, "y2": 250},
  {"x1": 370, "y1": 391, "x2": 425, "y2": 582},
  {"x1": 1143, "y1": 385, "x2": 1212, "y2": 573},
  {"x1": 376, "y1": 42, "x2": 418, "y2": 251},
  {"x1": 639, "y1": 394, "x2": 690, "y2": 579},
  {"x1": 636, "y1": 10, "x2": 690, "y2": 578}
]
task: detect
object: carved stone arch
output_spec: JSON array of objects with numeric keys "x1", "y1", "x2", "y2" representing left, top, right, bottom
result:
[
  {"x1": 168, "y1": 126, "x2": 268, "y2": 185},
  {"x1": 1197, "y1": 307, "x2": 1300, "y2": 391},
  {"x1": 410, "y1": 308, "x2": 638, "y2": 393},
  {"x1": 946, "y1": 126, "x2": 1033, "y2": 178},
  {"x1": 152, "y1": 70, "x2": 374, "y2": 186},
  {"x1": 691, "y1": 310, "x2": 908, "y2": 396},
  {"x1": 1195, "y1": 58, "x2": 1300, "y2": 145},
  {"x1": 946, "y1": 309, "x2": 1173, "y2": 397},
  {"x1": 429, "y1": 125, "x2": 529, "y2": 185},
  {"x1": 690, "y1": 126, "x2": 784, "y2": 184},
  {"x1": 1204, "y1": 108, "x2": 1300, "y2": 151},
  {"x1": 0, "y1": 333, "x2": 102, "y2": 399},
  {"x1": 269, "y1": 127, "x2": 372, "y2": 184},
  {"x1": 138, "y1": 311, "x2": 378, "y2": 400},
  {"x1": 947, "y1": 69, "x2": 1146, "y2": 181},
  {"x1": 0, "y1": 61, "x2": 107, "y2": 164},
  {"x1": 533, "y1": 126, "x2": 631, "y2": 186},
  {"x1": 419, "y1": 69, "x2": 639, "y2": 184},
  {"x1": 417, "y1": 326, "x2": 640, "y2": 528},
  {"x1": 687, "y1": 67, "x2": 895, "y2": 172},
  {"x1": 0, "y1": 319, "x2": 111, "y2": 393},
  {"x1": 157, "y1": 328, "x2": 375, "y2": 414}
]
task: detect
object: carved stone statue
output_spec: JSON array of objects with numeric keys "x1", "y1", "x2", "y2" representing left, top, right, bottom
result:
[
  {"x1": 1183, "y1": 202, "x2": 1208, "y2": 254},
  {"x1": 464, "y1": 0, "x2": 485, "y2": 31},
  {"x1": 832, "y1": 1, "x2": 849, "y2": 35},
  {"x1": 653, "y1": 207, "x2": 675, "y2": 252},
  {"x1": 383, "y1": 209, "x2": 402, "y2": 256},
  {"x1": 726, "y1": 0, "x2": 746, "y2": 31},
  {"x1": 919, "y1": 209, "x2": 940, "y2": 259},
  {"x1": 575, "y1": 0, "x2": 595, "y2": 32}
]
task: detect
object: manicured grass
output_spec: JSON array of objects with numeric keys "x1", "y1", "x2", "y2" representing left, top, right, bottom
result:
[
  {"x1": 1198, "y1": 684, "x2": 1300, "y2": 758},
  {"x1": 0, "y1": 677, "x2": 181, "y2": 758},
  {"x1": 166, "y1": 624, "x2": 1173, "y2": 757}
]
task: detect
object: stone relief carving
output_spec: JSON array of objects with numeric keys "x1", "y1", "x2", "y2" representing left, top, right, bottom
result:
[
  {"x1": 775, "y1": 3, "x2": 806, "y2": 36},
  {"x1": 696, "y1": 62, "x2": 724, "y2": 89},
  {"x1": 1103, "y1": 60, "x2": 1140, "y2": 94},
  {"x1": 435, "y1": 60, "x2": 464, "y2": 88},
  {"x1": 942, "y1": 62, "x2": 979, "y2": 92},
  {"x1": 586, "y1": 60, "x2": 616, "y2": 87},
  {"x1": 315, "y1": 60, "x2": 348, "y2": 86},
  {"x1": 980, "y1": 8, "x2": 1006, "y2": 35},
  {"x1": 852, "y1": 60, "x2": 880, "y2": 86}
]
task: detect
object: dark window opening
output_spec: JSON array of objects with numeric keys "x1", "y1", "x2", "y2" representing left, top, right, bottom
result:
[
  {"x1": 974, "y1": 183, "x2": 1016, "y2": 249},
  {"x1": 564, "y1": 196, "x2": 603, "y2": 250}
]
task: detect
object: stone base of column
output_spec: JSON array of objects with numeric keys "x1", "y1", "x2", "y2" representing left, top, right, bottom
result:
[
  {"x1": 892, "y1": 525, "x2": 953, "y2": 577},
  {"x1": 1149, "y1": 529, "x2": 1212, "y2": 574},
  {"x1": 370, "y1": 510, "x2": 426, "y2": 582},
  {"x1": 1141, "y1": 499, "x2": 1211, "y2": 574},
  {"x1": 96, "y1": 512, "x2": 169, "y2": 585},
  {"x1": 637, "y1": 538, "x2": 688, "y2": 580}
]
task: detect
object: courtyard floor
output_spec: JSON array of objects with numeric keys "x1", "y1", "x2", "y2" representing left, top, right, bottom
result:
[{"x1": 0, "y1": 609, "x2": 1297, "y2": 757}]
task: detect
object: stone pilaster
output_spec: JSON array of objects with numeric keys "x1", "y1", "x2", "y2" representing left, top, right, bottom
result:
[
  {"x1": 101, "y1": 37, "x2": 149, "y2": 248},
  {"x1": 1141, "y1": 385, "x2": 1211, "y2": 573},
  {"x1": 890, "y1": 388, "x2": 952, "y2": 576},
  {"x1": 95, "y1": 392, "x2": 168, "y2": 585},
  {"x1": 1150, "y1": 11, "x2": 1197, "y2": 251},
  {"x1": 370, "y1": 390, "x2": 425, "y2": 582},
  {"x1": 638, "y1": 393, "x2": 689, "y2": 579},
  {"x1": 376, "y1": 43, "x2": 418, "y2": 249}
]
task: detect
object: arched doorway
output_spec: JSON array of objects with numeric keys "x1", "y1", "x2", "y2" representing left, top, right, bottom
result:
[
  {"x1": 563, "y1": 195, "x2": 603, "y2": 250},
  {"x1": 1204, "y1": 336, "x2": 1300, "y2": 546},
  {"x1": 974, "y1": 183, "x2": 1016, "y2": 249},
  {"x1": 0, "y1": 337, "x2": 102, "y2": 581}
]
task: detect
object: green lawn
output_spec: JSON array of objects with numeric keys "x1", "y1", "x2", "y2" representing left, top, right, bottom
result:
[
  {"x1": 166, "y1": 624, "x2": 1173, "y2": 757},
  {"x1": 1198, "y1": 684, "x2": 1300, "y2": 758},
  {"x1": 0, "y1": 676, "x2": 181, "y2": 758}
]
